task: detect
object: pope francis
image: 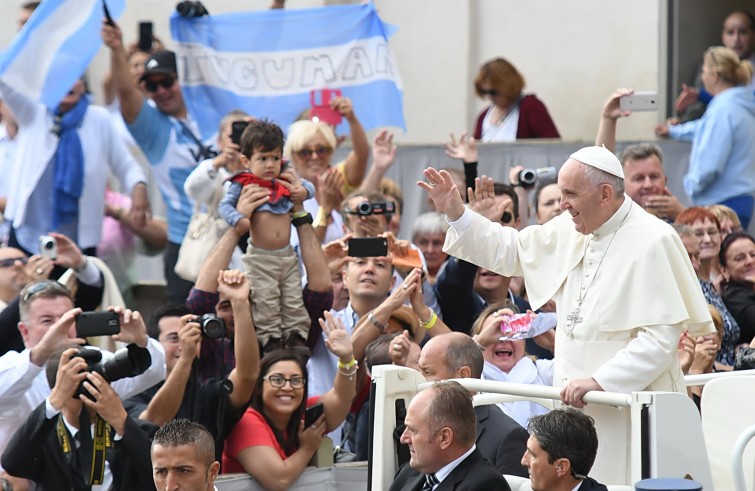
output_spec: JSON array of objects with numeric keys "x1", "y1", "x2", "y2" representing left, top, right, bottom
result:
[{"x1": 418, "y1": 146, "x2": 713, "y2": 485}]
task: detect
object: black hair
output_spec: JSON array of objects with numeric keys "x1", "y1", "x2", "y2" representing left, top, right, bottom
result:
[
  {"x1": 148, "y1": 304, "x2": 190, "y2": 340},
  {"x1": 527, "y1": 409, "x2": 599, "y2": 478},
  {"x1": 240, "y1": 119, "x2": 284, "y2": 158},
  {"x1": 719, "y1": 231, "x2": 755, "y2": 267}
]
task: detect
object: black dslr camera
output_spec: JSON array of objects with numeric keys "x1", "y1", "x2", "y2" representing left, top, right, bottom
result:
[
  {"x1": 194, "y1": 314, "x2": 227, "y2": 339},
  {"x1": 347, "y1": 201, "x2": 396, "y2": 217},
  {"x1": 73, "y1": 345, "x2": 152, "y2": 398}
]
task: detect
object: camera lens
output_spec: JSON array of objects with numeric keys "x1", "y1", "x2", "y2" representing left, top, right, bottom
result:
[
  {"x1": 518, "y1": 169, "x2": 537, "y2": 188},
  {"x1": 357, "y1": 202, "x2": 372, "y2": 216},
  {"x1": 42, "y1": 239, "x2": 54, "y2": 249},
  {"x1": 199, "y1": 314, "x2": 226, "y2": 339}
]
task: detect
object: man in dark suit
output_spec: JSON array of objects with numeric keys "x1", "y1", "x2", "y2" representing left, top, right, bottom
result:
[
  {"x1": 417, "y1": 332, "x2": 529, "y2": 477},
  {"x1": 390, "y1": 381, "x2": 510, "y2": 491},
  {"x1": 1, "y1": 347, "x2": 155, "y2": 490},
  {"x1": 522, "y1": 409, "x2": 608, "y2": 491}
]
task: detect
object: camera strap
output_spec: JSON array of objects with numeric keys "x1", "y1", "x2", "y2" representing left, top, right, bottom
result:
[{"x1": 57, "y1": 412, "x2": 112, "y2": 485}]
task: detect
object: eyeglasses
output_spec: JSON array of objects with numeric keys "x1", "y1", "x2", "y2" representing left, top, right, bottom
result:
[
  {"x1": 0, "y1": 257, "x2": 27, "y2": 268},
  {"x1": 296, "y1": 146, "x2": 333, "y2": 160},
  {"x1": 264, "y1": 374, "x2": 305, "y2": 389},
  {"x1": 20, "y1": 280, "x2": 71, "y2": 305},
  {"x1": 144, "y1": 76, "x2": 176, "y2": 93},
  {"x1": 479, "y1": 89, "x2": 499, "y2": 97},
  {"x1": 501, "y1": 211, "x2": 514, "y2": 224}
]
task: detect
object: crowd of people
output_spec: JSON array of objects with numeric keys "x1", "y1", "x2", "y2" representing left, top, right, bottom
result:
[{"x1": 0, "y1": 2, "x2": 753, "y2": 490}]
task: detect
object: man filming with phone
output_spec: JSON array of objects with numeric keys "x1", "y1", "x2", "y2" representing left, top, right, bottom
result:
[
  {"x1": 1, "y1": 347, "x2": 156, "y2": 490},
  {"x1": 0, "y1": 282, "x2": 165, "y2": 475}
]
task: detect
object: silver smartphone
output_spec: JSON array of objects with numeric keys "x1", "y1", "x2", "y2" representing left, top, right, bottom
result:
[{"x1": 619, "y1": 91, "x2": 657, "y2": 112}]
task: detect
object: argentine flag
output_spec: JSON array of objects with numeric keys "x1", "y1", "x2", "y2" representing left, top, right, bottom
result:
[
  {"x1": 0, "y1": 0, "x2": 125, "y2": 109},
  {"x1": 171, "y1": 2, "x2": 405, "y2": 139}
]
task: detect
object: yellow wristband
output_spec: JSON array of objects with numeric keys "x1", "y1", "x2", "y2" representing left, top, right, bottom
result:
[
  {"x1": 292, "y1": 210, "x2": 309, "y2": 219},
  {"x1": 419, "y1": 311, "x2": 438, "y2": 330},
  {"x1": 314, "y1": 207, "x2": 329, "y2": 228},
  {"x1": 338, "y1": 357, "x2": 357, "y2": 369}
]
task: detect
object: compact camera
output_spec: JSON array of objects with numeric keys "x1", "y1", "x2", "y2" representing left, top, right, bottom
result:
[
  {"x1": 38, "y1": 235, "x2": 57, "y2": 260},
  {"x1": 517, "y1": 167, "x2": 557, "y2": 189},
  {"x1": 347, "y1": 201, "x2": 396, "y2": 217}
]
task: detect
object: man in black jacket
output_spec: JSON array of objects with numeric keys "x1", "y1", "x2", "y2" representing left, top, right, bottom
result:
[
  {"x1": 389, "y1": 381, "x2": 510, "y2": 491},
  {"x1": 417, "y1": 332, "x2": 530, "y2": 477},
  {"x1": 522, "y1": 409, "x2": 608, "y2": 491},
  {"x1": 1, "y1": 347, "x2": 156, "y2": 490}
]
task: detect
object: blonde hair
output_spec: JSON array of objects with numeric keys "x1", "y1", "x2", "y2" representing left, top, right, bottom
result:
[
  {"x1": 704, "y1": 46, "x2": 754, "y2": 86},
  {"x1": 284, "y1": 119, "x2": 337, "y2": 160},
  {"x1": 708, "y1": 204, "x2": 742, "y2": 229},
  {"x1": 707, "y1": 304, "x2": 725, "y2": 343}
]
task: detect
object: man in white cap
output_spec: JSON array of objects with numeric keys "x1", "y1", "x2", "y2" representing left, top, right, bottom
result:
[{"x1": 419, "y1": 146, "x2": 713, "y2": 484}]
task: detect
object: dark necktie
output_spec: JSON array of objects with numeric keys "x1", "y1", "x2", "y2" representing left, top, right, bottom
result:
[{"x1": 422, "y1": 473, "x2": 439, "y2": 491}]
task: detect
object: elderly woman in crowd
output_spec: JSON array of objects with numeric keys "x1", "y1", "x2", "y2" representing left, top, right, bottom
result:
[
  {"x1": 222, "y1": 313, "x2": 356, "y2": 490},
  {"x1": 411, "y1": 212, "x2": 449, "y2": 284},
  {"x1": 472, "y1": 57, "x2": 560, "y2": 142},
  {"x1": 676, "y1": 207, "x2": 741, "y2": 367},
  {"x1": 284, "y1": 97, "x2": 369, "y2": 244},
  {"x1": 719, "y1": 231, "x2": 755, "y2": 346},
  {"x1": 471, "y1": 302, "x2": 553, "y2": 427}
]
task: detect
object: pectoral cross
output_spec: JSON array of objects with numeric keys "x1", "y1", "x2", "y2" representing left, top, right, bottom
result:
[{"x1": 565, "y1": 307, "x2": 583, "y2": 337}]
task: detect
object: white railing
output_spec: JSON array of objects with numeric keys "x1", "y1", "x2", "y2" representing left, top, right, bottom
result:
[{"x1": 684, "y1": 369, "x2": 755, "y2": 387}]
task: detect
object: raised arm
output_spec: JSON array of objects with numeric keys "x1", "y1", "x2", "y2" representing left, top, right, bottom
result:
[
  {"x1": 139, "y1": 315, "x2": 199, "y2": 425},
  {"x1": 336, "y1": 97, "x2": 370, "y2": 187},
  {"x1": 594, "y1": 88, "x2": 633, "y2": 153},
  {"x1": 101, "y1": 22, "x2": 144, "y2": 123},
  {"x1": 358, "y1": 129, "x2": 396, "y2": 193},
  {"x1": 418, "y1": 167, "x2": 466, "y2": 221},
  {"x1": 220, "y1": 271, "x2": 259, "y2": 409},
  {"x1": 318, "y1": 311, "x2": 357, "y2": 431},
  {"x1": 293, "y1": 201, "x2": 332, "y2": 293}
]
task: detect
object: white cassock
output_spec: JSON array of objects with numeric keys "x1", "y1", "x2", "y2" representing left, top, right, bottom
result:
[{"x1": 445, "y1": 196, "x2": 713, "y2": 485}]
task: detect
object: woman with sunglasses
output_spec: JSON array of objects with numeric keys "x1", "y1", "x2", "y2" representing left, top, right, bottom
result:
[
  {"x1": 222, "y1": 312, "x2": 356, "y2": 489},
  {"x1": 473, "y1": 57, "x2": 560, "y2": 143},
  {"x1": 284, "y1": 97, "x2": 370, "y2": 244}
]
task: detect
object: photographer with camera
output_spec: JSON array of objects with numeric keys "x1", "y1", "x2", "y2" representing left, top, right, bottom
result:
[
  {"x1": 0, "y1": 282, "x2": 165, "y2": 473},
  {"x1": 130, "y1": 270, "x2": 259, "y2": 464},
  {"x1": 1, "y1": 347, "x2": 155, "y2": 490}
]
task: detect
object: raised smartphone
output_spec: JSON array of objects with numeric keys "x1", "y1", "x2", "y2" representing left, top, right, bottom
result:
[{"x1": 620, "y1": 91, "x2": 657, "y2": 112}]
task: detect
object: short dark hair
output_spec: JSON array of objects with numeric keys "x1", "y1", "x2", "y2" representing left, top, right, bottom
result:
[
  {"x1": 619, "y1": 143, "x2": 664, "y2": 167},
  {"x1": 240, "y1": 119, "x2": 284, "y2": 158},
  {"x1": 148, "y1": 304, "x2": 190, "y2": 340},
  {"x1": 443, "y1": 333, "x2": 484, "y2": 379},
  {"x1": 365, "y1": 333, "x2": 400, "y2": 371},
  {"x1": 527, "y1": 409, "x2": 599, "y2": 478},
  {"x1": 424, "y1": 381, "x2": 476, "y2": 447},
  {"x1": 493, "y1": 182, "x2": 519, "y2": 220},
  {"x1": 21, "y1": 2, "x2": 41, "y2": 11},
  {"x1": 152, "y1": 419, "x2": 216, "y2": 468},
  {"x1": 723, "y1": 9, "x2": 755, "y2": 30}
]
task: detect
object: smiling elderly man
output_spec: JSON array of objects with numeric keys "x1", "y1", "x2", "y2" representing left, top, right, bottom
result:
[{"x1": 419, "y1": 145, "x2": 713, "y2": 483}]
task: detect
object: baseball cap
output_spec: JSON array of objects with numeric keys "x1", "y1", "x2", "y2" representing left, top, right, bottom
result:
[{"x1": 140, "y1": 50, "x2": 177, "y2": 82}]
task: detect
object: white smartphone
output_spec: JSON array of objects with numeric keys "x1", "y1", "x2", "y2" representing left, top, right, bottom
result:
[{"x1": 619, "y1": 91, "x2": 658, "y2": 112}]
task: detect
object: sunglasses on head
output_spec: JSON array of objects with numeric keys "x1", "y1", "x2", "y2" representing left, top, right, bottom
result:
[
  {"x1": 296, "y1": 146, "x2": 333, "y2": 160},
  {"x1": 480, "y1": 89, "x2": 499, "y2": 97},
  {"x1": 21, "y1": 280, "x2": 71, "y2": 304},
  {"x1": 144, "y1": 76, "x2": 176, "y2": 93},
  {"x1": 0, "y1": 257, "x2": 27, "y2": 268}
]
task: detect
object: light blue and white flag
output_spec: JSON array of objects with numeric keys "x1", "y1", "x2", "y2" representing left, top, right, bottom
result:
[
  {"x1": 171, "y1": 2, "x2": 405, "y2": 139},
  {"x1": 0, "y1": 0, "x2": 125, "y2": 109}
]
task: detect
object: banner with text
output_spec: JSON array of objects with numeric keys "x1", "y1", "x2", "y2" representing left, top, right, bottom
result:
[{"x1": 171, "y1": 3, "x2": 405, "y2": 140}]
